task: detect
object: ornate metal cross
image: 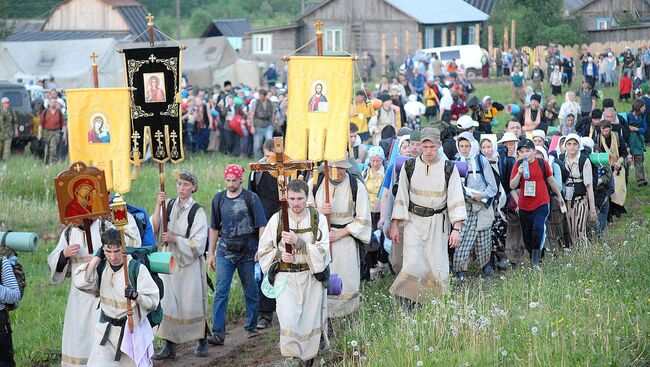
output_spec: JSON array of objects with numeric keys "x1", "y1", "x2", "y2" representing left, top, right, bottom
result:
[
  {"x1": 90, "y1": 52, "x2": 98, "y2": 65},
  {"x1": 250, "y1": 137, "x2": 313, "y2": 253}
]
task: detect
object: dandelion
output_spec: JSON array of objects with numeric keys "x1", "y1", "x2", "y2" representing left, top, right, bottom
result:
[
  {"x1": 428, "y1": 347, "x2": 435, "y2": 353},
  {"x1": 350, "y1": 340, "x2": 358, "y2": 347},
  {"x1": 353, "y1": 350, "x2": 359, "y2": 356},
  {"x1": 531, "y1": 326, "x2": 539, "y2": 335},
  {"x1": 551, "y1": 331, "x2": 558, "y2": 338},
  {"x1": 414, "y1": 345, "x2": 420, "y2": 352},
  {"x1": 566, "y1": 263, "x2": 572, "y2": 268},
  {"x1": 417, "y1": 361, "x2": 423, "y2": 367},
  {"x1": 501, "y1": 349, "x2": 508, "y2": 357},
  {"x1": 529, "y1": 301, "x2": 539, "y2": 309}
]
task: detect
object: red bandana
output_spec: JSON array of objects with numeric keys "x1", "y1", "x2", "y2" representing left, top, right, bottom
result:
[{"x1": 224, "y1": 164, "x2": 245, "y2": 179}]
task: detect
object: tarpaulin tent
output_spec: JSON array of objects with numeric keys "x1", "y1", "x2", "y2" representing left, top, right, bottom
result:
[{"x1": 0, "y1": 37, "x2": 260, "y2": 89}]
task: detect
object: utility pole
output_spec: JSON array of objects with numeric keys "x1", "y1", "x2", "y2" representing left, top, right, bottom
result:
[
  {"x1": 176, "y1": 0, "x2": 181, "y2": 39},
  {"x1": 608, "y1": 0, "x2": 613, "y2": 29}
]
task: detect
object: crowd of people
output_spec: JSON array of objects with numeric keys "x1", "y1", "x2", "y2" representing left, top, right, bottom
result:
[{"x1": 1, "y1": 45, "x2": 650, "y2": 366}]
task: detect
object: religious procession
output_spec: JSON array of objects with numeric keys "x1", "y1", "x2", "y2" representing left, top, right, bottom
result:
[{"x1": 1, "y1": 0, "x2": 650, "y2": 366}]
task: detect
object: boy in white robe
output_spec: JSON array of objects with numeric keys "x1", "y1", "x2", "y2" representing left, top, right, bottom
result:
[
  {"x1": 74, "y1": 228, "x2": 159, "y2": 367},
  {"x1": 150, "y1": 170, "x2": 209, "y2": 359},
  {"x1": 258, "y1": 179, "x2": 330, "y2": 367},
  {"x1": 48, "y1": 217, "x2": 141, "y2": 367}
]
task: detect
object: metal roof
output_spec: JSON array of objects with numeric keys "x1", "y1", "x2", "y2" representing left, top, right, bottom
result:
[
  {"x1": 116, "y1": 5, "x2": 165, "y2": 42},
  {"x1": 202, "y1": 19, "x2": 252, "y2": 38},
  {"x1": 386, "y1": 0, "x2": 489, "y2": 24},
  {"x1": 564, "y1": 0, "x2": 591, "y2": 12},
  {"x1": 462, "y1": 0, "x2": 496, "y2": 14},
  {"x1": 5, "y1": 30, "x2": 131, "y2": 42}
]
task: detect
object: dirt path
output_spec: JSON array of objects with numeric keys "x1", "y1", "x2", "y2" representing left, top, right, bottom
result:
[{"x1": 153, "y1": 319, "x2": 283, "y2": 367}]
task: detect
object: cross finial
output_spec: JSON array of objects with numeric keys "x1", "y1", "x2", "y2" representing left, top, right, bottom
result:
[
  {"x1": 90, "y1": 52, "x2": 98, "y2": 65},
  {"x1": 315, "y1": 20, "x2": 324, "y2": 33},
  {"x1": 146, "y1": 13, "x2": 155, "y2": 28},
  {"x1": 74, "y1": 163, "x2": 83, "y2": 172}
]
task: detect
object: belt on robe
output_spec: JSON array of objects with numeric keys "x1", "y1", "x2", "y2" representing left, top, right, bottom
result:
[
  {"x1": 99, "y1": 312, "x2": 127, "y2": 362},
  {"x1": 331, "y1": 222, "x2": 351, "y2": 229},
  {"x1": 277, "y1": 263, "x2": 310, "y2": 272},
  {"x1": 408, "y1": 202, "x2": 447, "y2": 217}
]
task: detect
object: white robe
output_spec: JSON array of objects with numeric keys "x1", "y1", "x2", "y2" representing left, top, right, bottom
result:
[
  {"x1": 48, "y1": 216, "x2": 141, "y2": 367},
  {"x1": 309, "y1": 174, "x2": 371, "y2": 317},
  {"x1": 390, "y1": 157, "x2": 467, "y2": 302},
  {"x1": 152, "y1": 197, "x2": 208, "y2": 343},
  {"x1": 258, "y1": 210, "x2": 330, "y2": 361},
  {"x1": 73, "y1": 256, "x2": 159, "y2": 367}
]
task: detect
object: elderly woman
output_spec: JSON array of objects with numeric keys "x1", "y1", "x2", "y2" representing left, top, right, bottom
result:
[{"x1": 559, "y1": 91, "x2": 581, "y2": 122}]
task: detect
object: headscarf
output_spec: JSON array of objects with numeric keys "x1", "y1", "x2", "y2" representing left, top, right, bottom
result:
[
  {"x1": 456, "y1": 131, "x2": 480, "y2": 180},
  {"x1": 480, "y1": 136, "x2": 499, "y2": 162},
  {"x1": 367, "y1": 145, "x2": 385, "y2": 161},
  {"x1": 224, "y1": 164, "x2": 245, "y2": 180}
]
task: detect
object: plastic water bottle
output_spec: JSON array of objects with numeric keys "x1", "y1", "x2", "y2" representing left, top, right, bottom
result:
[{"x1": 522, "y1": 159, "x2": 530, "y2": 179}]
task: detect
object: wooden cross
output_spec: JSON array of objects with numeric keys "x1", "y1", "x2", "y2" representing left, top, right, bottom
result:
[
  {"x1": 250, "y1": 137, "x2": 313, "y2": 253},
  {"x1": 90, "y1": 52, "x2": 98, "y2": 65}
]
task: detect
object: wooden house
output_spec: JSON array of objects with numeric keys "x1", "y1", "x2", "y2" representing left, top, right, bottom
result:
[{"x1": 241, "y1": 0, "x2": 488, "y2": 69}]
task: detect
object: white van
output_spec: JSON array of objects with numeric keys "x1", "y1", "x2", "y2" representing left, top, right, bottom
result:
[{"x1": 419, "y1": 45, "x2": 483, "y2": 78}]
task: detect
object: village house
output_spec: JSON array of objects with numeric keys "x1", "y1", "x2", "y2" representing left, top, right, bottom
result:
[{"x1": 200, "y1": 18, "x2": 252, "y2": 52}]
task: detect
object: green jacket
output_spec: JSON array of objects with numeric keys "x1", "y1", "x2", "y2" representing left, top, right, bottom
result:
[{"x1": 0, "y1": 109, "x2": 16, "y2": 140}]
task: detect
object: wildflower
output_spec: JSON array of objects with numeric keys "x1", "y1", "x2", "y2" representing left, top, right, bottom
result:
[
  {"x1": 551, "y1": 331, "x2": 558, "y2": 338},
  {"x1": 353, "y1": 350, "x2": 359, "y2": 356},
  {"x1": 428, "y1": 347, "x2": 435, "y2": 353},
  {"x1": 414, "y1": 345, "x2": 420, "y2": 352},
  {"x1": 501, "y1": 349, "x2": 508, "y2": 357},
  {"x1": 531, "y1": 326, "x2": 539, "y2": 335},
  {"x1": 350, "y1": 340, "x2": 358, "y2": 347},
  {"x1": 417, "y1": 361, "x2": 424, "y2": 367},
  {"x1": 529, "y1": 302, "x2": 539, "y2": 309}
]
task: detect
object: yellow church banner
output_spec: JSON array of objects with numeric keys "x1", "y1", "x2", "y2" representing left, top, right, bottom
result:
[
  {"x1": 285, "y1": 56, "x2": 353, "y2": 162},
  {"x1": 66, "y1": 88, "x2": 132, "y2": 193}
]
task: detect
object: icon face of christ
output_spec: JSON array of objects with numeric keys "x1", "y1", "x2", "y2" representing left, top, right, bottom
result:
[
  {"x1": 144, "y1": 73, "x2": 166, "y2": 103},
  {"x1": 307, "y1": 82, "x2": 328, "y2": 112}
]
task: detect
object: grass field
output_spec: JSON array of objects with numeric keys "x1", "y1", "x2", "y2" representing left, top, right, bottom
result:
[{"x1": 1, "y1": 81, "x2": 649, "y2": 366}]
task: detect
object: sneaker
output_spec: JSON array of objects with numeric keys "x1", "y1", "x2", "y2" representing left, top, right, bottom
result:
[
  {"x1": 496, "y1": 258, "x2": 509, "y2": 270},
  {"x1": 455, "y1": 271, "x2": 467, "y2": 285},
  {"x1": 257, "y1": 317, "x2": 273, "y2": 329},
  {"x1": 482, "y1": 264, "x2": 495, "y2": 277},
  {"x1": 247, "y1": 329, "x2": 259, "y2": 339},
  {"x1": 208, "y1": 335, "x2": 224, "y2": 346}
]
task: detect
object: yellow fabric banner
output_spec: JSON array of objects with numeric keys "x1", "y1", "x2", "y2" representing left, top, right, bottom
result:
[
  {"x1": 285, "y1": 56, "x2": 353, "y2": 162},
  {"x1": 66, "y1": 88, "x2": 132, "y2": 193}
]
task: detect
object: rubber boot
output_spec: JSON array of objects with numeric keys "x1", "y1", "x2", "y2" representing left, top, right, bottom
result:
[
  {"x1": 194, "y1": 337, "x2": 208, "y2": 357},
  {"x1": 153, "y1": 340, "x2": 176, "y2": 360},
  {"x1": 532, "y1": 249, "x2": 542, "y2": 266}
]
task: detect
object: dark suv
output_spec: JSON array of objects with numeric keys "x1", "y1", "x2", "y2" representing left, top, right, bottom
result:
[{"x1": 0, "y1": 80, "x2": 33, "y2": 149}]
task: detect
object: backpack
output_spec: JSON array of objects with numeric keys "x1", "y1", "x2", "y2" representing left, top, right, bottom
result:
[
  {"x1": 275, "y1": 207, "x2": 322, "y2": 245},
  {"x1": 0, "y1": 232, "x2": 25, "y2": 311},
  {"x1": 515, "y1": 158, "x2": 552, "y2": 195},
  {"x1": 464, "y1": 154, "x2": 500, "y2": 207},
  {"x1": 313, "y1": 172, "x2": 360, "y2": 212},
  {"x1": 558, "y1": 153, "x2": 597, "y2": 199},
  {"x1": 96, "y1": 247, "x2": 164, "y2": 327},
  {"x1": 166, "y1": 198, "x2": 202, "y2": 239},
  {"x1": 392, "y1": 158, "x2": 455, "y2": 197},
  {"x1": 126, "y1": 204, "x2": 155, "y2": 249},
  {"x1": 211, "y1": 191, "x2": 256, "y2": 234}
]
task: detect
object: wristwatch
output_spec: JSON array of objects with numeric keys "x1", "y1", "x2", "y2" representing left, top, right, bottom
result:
[{"x1": 451, "y1": 227, "x2": 461, "y2": 233}]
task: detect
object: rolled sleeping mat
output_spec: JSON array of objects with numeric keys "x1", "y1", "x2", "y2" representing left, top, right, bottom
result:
[
  {"x1": 548, "y1": 126, "x2": 558, "y2": 134},
  {"x1": 328, "y1": 273, "x2": 343, "y2": 295},
  {"x1": 394, "y1": 155, "x2": 410, "y2": 174},
  {"x1": 148, "y1": 252, "x2": 175, "y2": 274},
  {"x1": 506, "y1": 104, "x2": 521, "y2": 116},
  {"x1": 455, "y1": 161, "x2": 469, "y2": 178},
  {"x1": 491, "y1": 118, "x2": 500, "y2": 127},
  {"x1": 589, "y1": 152, "x2": 612, "y2": 166},
  {"x1": 0, "y1": 231, "x2": 38, "y2": 252}
]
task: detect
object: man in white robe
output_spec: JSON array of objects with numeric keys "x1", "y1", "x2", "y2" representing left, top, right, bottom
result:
[
  {"x1": 73, "y1": 228, "x2": 159, "y2": 367},
  {"x1": 48, "y1": 217, "x2": 141, "y2": 367},
  {"x1": 150, "y1": 171, "x2": 209, "y2": 358},
  {"x1": 258, "y1": 180, "x2": 330, "y2": 367},
  {"x1": 389, "y1": 127, "x2": 467, "y2": 304},
  {"x1": 308, "y1": 160, "x2": 371, "y2": 318}
]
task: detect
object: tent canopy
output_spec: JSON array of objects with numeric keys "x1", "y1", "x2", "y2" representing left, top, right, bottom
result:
[{"x1": 0, "y1": 36, "x2": 260, "y2": 89}]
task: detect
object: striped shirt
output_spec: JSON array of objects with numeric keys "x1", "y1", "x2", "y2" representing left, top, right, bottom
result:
[{"x1": 0, "y1": 257, "x2": 21, "y2": 310}]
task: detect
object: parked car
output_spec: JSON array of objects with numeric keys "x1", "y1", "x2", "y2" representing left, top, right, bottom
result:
[
  {"x1": 0, "y1": 80, "x2": 34, "y2": 150},
  {"x1": 420, "y1": 45, "x2": 483, "y2": 78}
]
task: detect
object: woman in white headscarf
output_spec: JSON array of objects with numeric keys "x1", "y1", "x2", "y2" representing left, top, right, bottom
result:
[
  {"x1": 438, "y1": 87, "x2": 453, "y2": 124},
  {"x1": 558, "y1": 90, "x2": 581, "y2": 122},
  {"x1": 480, "y1": 136, "x2": 508, "y2": 270}
]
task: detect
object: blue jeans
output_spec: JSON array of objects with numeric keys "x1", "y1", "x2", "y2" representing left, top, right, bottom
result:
[
  {"x1": 519, "y1": 204, "x2": 550, "y2": 255},
  {"x1": 253, "y1": 125, "x2": 273, "y2": 159},
  {"x1": 597, "y1": 198, "x2": 609, "y2": 233},
  {"x1": 211, "y1": 254, "x2": 259, "y2": 339}
]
